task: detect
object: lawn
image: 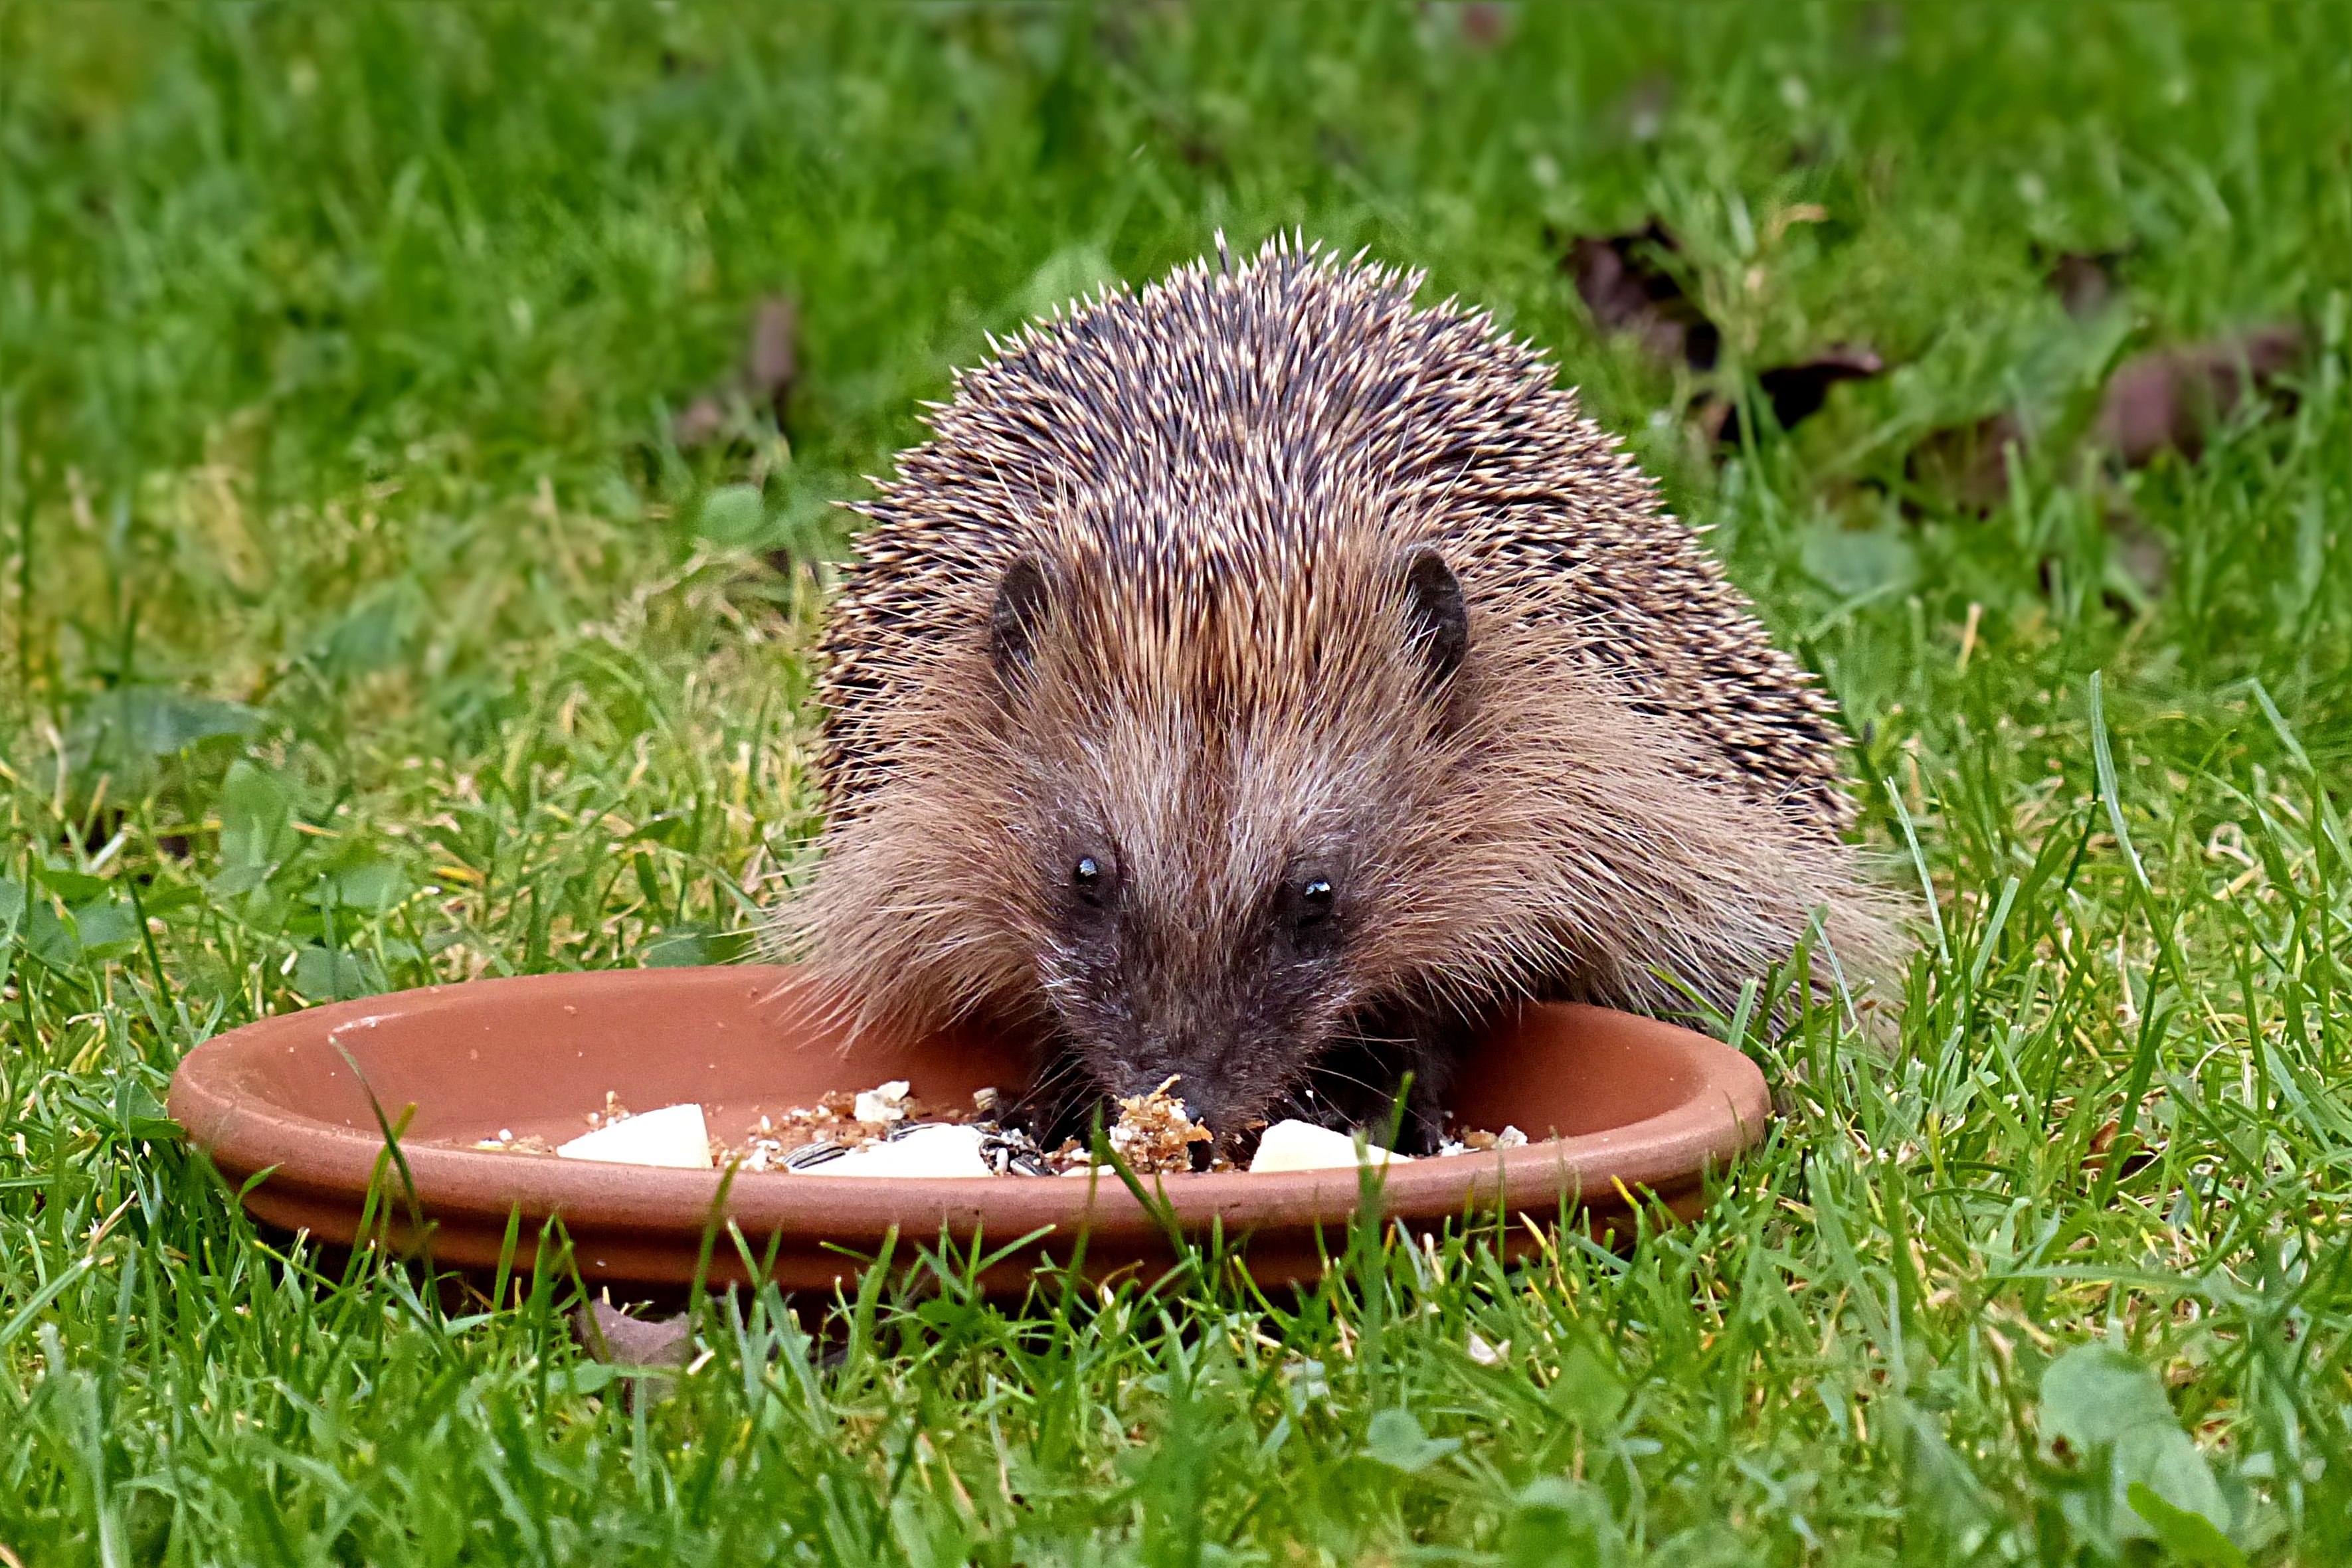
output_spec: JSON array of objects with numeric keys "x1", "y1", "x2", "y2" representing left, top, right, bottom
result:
[{"x1": 4, "y1": 3, "x2": 2351, "y2": 1563}]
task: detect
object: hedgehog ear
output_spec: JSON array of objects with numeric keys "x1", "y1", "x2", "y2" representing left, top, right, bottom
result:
[
  {"x1": 988, "y1": 557, "x2": 1052, "y2": 691},
  {"x1": 1399, "y1": 546, "x2": 1469, "y2": 692}
]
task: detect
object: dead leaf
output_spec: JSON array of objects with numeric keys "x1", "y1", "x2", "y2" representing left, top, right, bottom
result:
[
  {"x1": 574, "y1": 1300, "x2": 692, "y2": 1406},
  {"x1": 1709, "y1": 345, "x2": 1884, "y2": 444},
  {"x1": 2092, "y1": 323, "x2": 2306, "y2": 466},
  {"x1": 577, "y1": 1300, "x2": 691, "y2": 1363},
  {"x1": 672, "y1": 293, "x2": 800, "y2": 449},
  {"x1": 670, "y1": 395, "x2": 728, "y2": 450},
  {"x1": 1761, "y1": 345, "x2": 1883, "y2": 425},
  {"x1": 2041, "y1": 247, "x2": 2129, "y2": 319},
  {"x1": 746, "y1": 295, "x2": 798, "y2": 410},
  {"x1": 1459, "y1": 3, "x2": 1510, "y2": 47},
  {"x1": 1562, "y1": 220, "x2": 1719, "y2": 369},
  {"x1": 1907, "y1": 410, "x2": 2029, "y2": 513}
]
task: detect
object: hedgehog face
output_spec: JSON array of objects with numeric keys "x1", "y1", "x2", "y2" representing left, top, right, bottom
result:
[
  {"x1": 1029, "y1": 815, "x2": 1368, "y2": 1145},
  {"x1": 989, "y1": 541, "x2": 1473, "y2": 1147}
]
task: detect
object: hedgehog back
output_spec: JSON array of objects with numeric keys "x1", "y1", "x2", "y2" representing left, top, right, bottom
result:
[{"x1": 818, "y1": 244, "x2": 1853, "y2": 838}]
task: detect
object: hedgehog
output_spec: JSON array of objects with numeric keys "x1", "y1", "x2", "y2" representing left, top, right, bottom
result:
[{"x1": 789, "y1": 236, "x2": 1902, "y2": 1156}]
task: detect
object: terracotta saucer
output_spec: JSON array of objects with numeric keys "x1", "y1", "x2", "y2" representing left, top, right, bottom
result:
[{"x1": 165, "y1": 964, "x2": 1769, "y2": 1295}]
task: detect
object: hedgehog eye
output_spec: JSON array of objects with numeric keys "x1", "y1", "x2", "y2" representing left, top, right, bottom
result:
[
  {"x1": 1071, "y1": 855, "x2": 1107, "y2": 905},
  {"x1": 1293, "y1": 877, "x2": 1336, "y2": 927}
]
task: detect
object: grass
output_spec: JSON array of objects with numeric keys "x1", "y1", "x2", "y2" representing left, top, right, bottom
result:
[{"x1": 3, "y1": 2, "x2": 2351, "y2": 1561}]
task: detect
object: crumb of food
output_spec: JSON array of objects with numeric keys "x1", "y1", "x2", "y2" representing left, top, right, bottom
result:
[
  {"x1": 704, "y1": 1081, "x2": 1008, "y2": 1173},
  {"x1": 723, "y1": 1115, "x2": 792, "y2": 1173},
  {"x1": 1105, "y1": 1077, "x2": 1212, "y2": 1174},
  {"x1": 556, "y1": 1102, "x2": 713, "y2": 1170},
  {"x1": 1441, "y1": 1122, "x2": 1532, "y2": 1155},
  {"x1": 474, "y1": 1129, "x2": 556, "y2": 1154},
  {"x1": 713, "y1": 1085, "x2": 957, "y2": 1170},
  {"x1": 1248, "y1": 1119, "x2": 1409, "y2": 1174},
  {"x1": 853, "y1": 1079, "x2": 912, "y2": 1124}
]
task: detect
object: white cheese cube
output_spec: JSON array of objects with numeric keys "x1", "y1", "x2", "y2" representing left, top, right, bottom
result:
[
  {"x1": 555, "y1": 1103, "x2": 714, "y2": 1170},
  {"x1": 802, "y1": 1123, "x2": 992, "y2": 1178},
  {"x1": 1247, "y1": 1120, "x2": 1410, "y2": 1174}
]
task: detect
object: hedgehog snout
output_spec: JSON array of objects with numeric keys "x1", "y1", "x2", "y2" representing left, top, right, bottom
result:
[
  {"x1": 1097, "y1": 1022, "x2": 1316, "y2": 1143},
  {"x1": 1107, "y1": 1053, "x2": 1239, "y2": 1127}
]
